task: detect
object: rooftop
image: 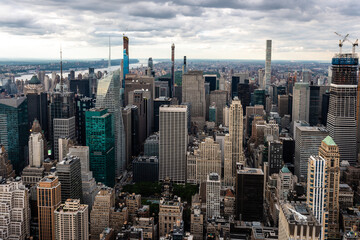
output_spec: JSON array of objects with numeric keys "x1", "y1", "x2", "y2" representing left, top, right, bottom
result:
[{"x1": 322, "y1": 136, "x2": 337, "y2": 146}]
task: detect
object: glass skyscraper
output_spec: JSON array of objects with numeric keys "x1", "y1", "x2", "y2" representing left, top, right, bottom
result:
[
  {"x1": 0, "y1": 97, "x2": 29, "y2": 173},
  {"x1": 85, "y1": 108, "x2": 115, "y2": 187}
]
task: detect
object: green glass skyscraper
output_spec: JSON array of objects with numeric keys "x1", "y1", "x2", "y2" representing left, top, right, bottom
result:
[
  {"x1": 0, "y1": 97, "x2": 29, "y2": 173},
  {"x1": 85, "y1": 108, "x2": 115, "y2": 187}
]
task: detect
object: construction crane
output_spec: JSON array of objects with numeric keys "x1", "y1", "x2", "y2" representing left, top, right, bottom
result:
[
  {"x1": 334, "y1": 32, "x2": 349, "y2": 54},
  {"x1": 346, "y1": 37, "x2": 359, "y2": 55}
]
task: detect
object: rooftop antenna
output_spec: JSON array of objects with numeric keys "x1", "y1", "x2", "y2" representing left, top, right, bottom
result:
[
  {"x1": 334, "y1": 32, "x2": 349, "y2": 54},
  {"x1": 108, "y1": 36, "x2": 111, "y2": 70}
]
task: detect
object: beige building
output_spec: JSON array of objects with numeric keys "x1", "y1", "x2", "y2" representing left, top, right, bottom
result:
[
  {"x1": 229, "y1": 97, "x2": 244, "y2": 168},
  {"x1": 292, "y1": 82, "x2": 310, "y2": 123},
  {"x1": 37, "y1": 175, "x2": 61, "y2": 240},
  {"x1": 224, "y1": 189, "x2": 235, "y2": 218},
  {"x1": 54, "y1": 199, "x2": 89, "y2": 240},
  {"x1": 159, "y1": 197, "x2": 183, "y2": 237},
  {"x1": 278, "y1": 202, "x2": 321, "y2": 239},
  {"x1": 134, "y1": 217, "x2": 156, "y2": 240},
  {"x1": 223, "y1": 134, "x2": 233, "y2": 187},
  {"x1": 0, "y1": 179, "x2": 30, "y2": 240},
  {"x1": 209, "y1": 90, "x2": 228, "y2": 126},
  {"x1": 190, "y1": 206, "x2": 203, "y2": 240},
  {"x1": 182, "y1": 71, "x2": 206, "y2": 125},
  {"x1": 109, "y1": 203, "x2": 128, "y2": 232},
  {"x1": 90, "y1": 187, "x2": 115, "y2": 240},
  {"x1": 318, "y1": 136, "x2": 341, "y2": 239}
]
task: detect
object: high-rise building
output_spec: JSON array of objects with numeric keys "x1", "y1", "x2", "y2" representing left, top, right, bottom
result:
[
  {"x1": 223, "y1": 134, "x2": 233, "y2": 187},
  {"x1": 238, "y1": 82, "x2": 250, "y2": 114},
  {"x1": 56, "y1": 155, "x2": 83, "y2": 202},
  {"x1": 171, "y1": 43, "x2": 175, "y2": 98},
  {"x1": 253, "y1": 89, "x2": 266, "y2": 106},
  {"x1": 68, "y1": 146, "x2": 99, "y2": 210},
  {"x1": 182, "y1": 71, "x2": 206, "y2": 125},
  {"x1": 265, "y1": 40, "x2": 272, "y2": 93},
  {"x1": 0, "y1": 146, "x2": 15, "y2": 179},
  {"x1": 54, "y1": 199, "x2": 89, "y2": 240},
  {"x1": 268, "y1": 140, "x2": 283, "y2": 175},
  {"x1": 90, "y1": 187, "x2": 115, "y2": 240},
  {"x1": 144, "y1": 133, "x2": 159, "y2": 157},
  {"x1": 183, "y1": 56, "x2": 187, "y2": 74},
  {"x1": 209, "y1": 90, "x2": 228, "y2": 126},
  {"x1": 53, "y1": 117, "x2": 76, "y2": 160},
  {"x1": 278, "y1": 95, "x2": 289, "y2": 117},
  {"x1": 204, "y1": 74, "x2": 217, "y2": 92},
  {"x1": 85, "y1": 108, "x2": 115, "y2": 187},
  {"x1": 0, "y1": 179, "x2": 30, "y2": 240},
  {"x1": 37, "y1": 175, "x2": 61, "y2": 240},
  {"x1": 24, "y1": 75, "x2": 48, "y2": 137},
  {"x1": 295, "y1": 126, "x2": 328, "y2": 181},
  {"x1": 235, "y1": 166, "x2": 264, "y2": 221},
  {"x1": 133, "y1": 156, "x2": 159, "y2": 183},
  {"x1": 307, "y1": 155, "x2": 328, "y2": 239},
  {"x1": 96, "y1": 70, "x2": 126, "y2": 176},
  {"x1": 292, "y1": 82, "x2": 310, "y2": 123},
  {"x1": 122, "y1": 106, "x2": 132, "y2": 166},
  {"x1": 123, "y1": 35, "x2": 129, "y2": 84},
  {"x1": 154, "y1": 97, "x2": 172, "y2": 132},
  {"x1": 309, "y1": 85, "x2": 330, "y2": 126},
  {"x1": 319, "y1": 136, "x2": 340, "y2": 238},
  {"x1": 277, "y1": 165, "x2": 297, "y2": 201},
  {"x1": 258, "y1": 68, "x2": 265, "y2": 89},
  {"x1": 75, "y1": 96, "x2": 95, "y2": 146},
  {"x1": 29, "y1": 132, "x2": 44, "y2": 168},
  {"x1": 278, "y1": 202, "x2": 321, "y2": 239},
  {"x1": 327, "y1": 51, "x2": 358, "y2": 164},
  {"x1": 229, "y1": 97, "x2": 244, "y2": 168},
  {"x1": 159, "y1": 105, "x2": 187, "y2": 183},
  {"x1": 159, "y1": 196, "x2": 183, "y2": 237},
  {"x1": 0, "y1": 97, "x2": 28, "y2": 173},
  {"x1": 206, "y1": 172, "x2": 221, "y2": 218}
]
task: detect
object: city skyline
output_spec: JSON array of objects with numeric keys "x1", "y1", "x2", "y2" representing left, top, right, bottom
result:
[{"x1": 0, "y1": 0, "x2": 359, "y2": 60}]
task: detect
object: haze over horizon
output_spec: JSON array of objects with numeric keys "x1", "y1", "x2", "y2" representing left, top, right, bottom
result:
[{"x1": 0, "y1": 0, "x2": 359, "y2": 60}]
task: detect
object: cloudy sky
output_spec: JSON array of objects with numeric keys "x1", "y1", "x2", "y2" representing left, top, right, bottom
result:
[{"x1": 0, "y1": 0, "x2": 359, "y2": 60}]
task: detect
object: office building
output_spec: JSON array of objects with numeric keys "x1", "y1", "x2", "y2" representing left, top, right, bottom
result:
[
  {"x1": 29, "y1": 132, "x2": 44, "y2": 168},
  {"x1": 292, "y1": 82, "x2": 310, "y2": 123},
  {"x1": 86, "y1": 108, "x2": 115, "y2": 187},
  {"x1": 245, "y1": 105, "x2": 265, "y2": 137},
  {"x1": 96, "y1": 70, "x2": 126, "y2": 177},
  {"x1": 0, "y1": 146, "x2": 15, "y2": 179},
  {"x1": 24, "y1": 75, "x2": 48, "y2": 137},
  {"x1": 0, "y1": 179, "x2": 30, "y2": 240},
  {"x1": 204, "y1": 74, "x2": 217, "y2": 92},
  {"x1": 278, "y1": 95, "x2": 289, "y2": 117},
  {"x1": 268, "y1": 140, "x2": 283, "y2": 175},
  {"x1": 130, "y1": 105, "x2": 140, "y2": 156},
  {"x1": 253, "y1": 89, "x2": 266, "y2": 106},
  {"x1": 171, "y1": 43, "x2": 175, "y2": 98},
  {"x1": 277, "y1": 166, "x2": 297, "y2": 201},
  {"x1": 144, "y1": 133, "x2": 159, "y2": 157},
  {"x1": 309, "y1": 85, "x2": 330, "y2": 126},
  {"x1": 209, "y1": 90, "x2": 227, "y2": 126},
  {"x1": 0, "y1": 97, "x2": 28, "y2": 173},
  {"x1": 278, "y1": 202, "x2": 321, "y2": 239},
  {"x1": 327, "y1": 52, "x2": 358, "y2": 164},
  {"x1": 223, "y1": 134, "x2": 233, "y2": 187},
  {"x1": 70, "y1": 79, "x2": 91, "y2": 97},
  {"x1": 133, "y1": 156, "x2": 159, "y2": 182},
  {"x1": 295, "y1": 126, "x2": 328, "y2": 181},
  {"x1": 54, "y1": 199, "x2": 89, "y2": 240},
  {"x1": 37, "y1": 175, "x2": 61, "y2": 240},
  {"x1": 265, "y1": 40, "x2": 272, "y2": 93},
  {"x1": 229, "y1": 97, "x2": 244, "y2": 166},
  {"x1": 190, "y1": 205, "x2": 203, "y2": 240},
  {"x1": 238, "y1": 82, "x2": 250, "y2": 114},
  {"x1": 53, "y1": 117, "x2": 76, "y2": 160},
  {"x1": 159, "y1": 105, "x2": 187, "y2": 183},
  {"x1": 206, "y1": 172, "x2": 221, "y2": 218},
  {"x1": 154, "y1": 97, "x2": 172, "y2": 132},
  {"x1": 75, "y1": 96, "x2": 95, "y2": 146},
  {"x1": 307, "y1": 155, "x2": 328, "y2": 239},
  {"x1": 123, "y1": 35, "x2": 129, "y2": 83},
  {"x1": 90, "y1": 187, "x2": 115, "y2": 240},
  {"x1": 182, "y1": 71, "x2": 206, "y2": 125},
  {"x1": 122, "y1": 106, "x2": 132, "y2": 166},
  {"x1": 159, "y1": 196, "x2": 183, "y2": 237},
  {"x1": 235, "y1": 166, "x2": 264, "y2": 221},
  {"x1": 56, "y1": 155, "x2": 83, "y2": 202},
  {"x1": 319, "y1": 136, "x2": 340, "y2": 238}
]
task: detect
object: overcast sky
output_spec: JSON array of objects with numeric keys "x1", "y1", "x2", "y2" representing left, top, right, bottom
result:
[{"x1": 0, "y1": 0, "x2": 359, "y2": 60}]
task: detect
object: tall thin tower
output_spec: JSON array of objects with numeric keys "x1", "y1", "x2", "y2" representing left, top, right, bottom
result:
[
  {"x1": 327, "y1": 41, "x2": 358, "y2": 164},
  {"x1": 123, "y1": 35, "x2": 129, "y2": 87},
  {"x1": 60, "y1": 46, "x2": 63, "y2": 92},
  {"x1": 265, "y1": 40, "x2": 272, "y2": 93},
  {"x1": 171, "y1": 43, "x2": 175, "y2": 98}
]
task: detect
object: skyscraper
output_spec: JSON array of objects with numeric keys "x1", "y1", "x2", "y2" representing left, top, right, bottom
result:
[
  {"x1": 182, "y1": 71, "x2": 206, "y2": 125},
  {"x1": 85, "y1": 108, "x2": 115, "y2": 187},
  {"x1": 319, "y1": 136, "x2": 340, "y2": 238},
  {"x1": 229, "y1": 97, "x2": 244, "y2": 168},
  {"x1": 171, "y1": 43, "x2": 175, "y2": 98},
  {"x1": 37, "y1": 175, "x2": 61, "y2": 240},
  {"x1": 96, "y1": 70, "x2": 125, "y2": 176},
  {"x1": 56, "y1": 155, "x2": 83, "y2": 202},
  {"x1": 307, "y1": 155, "x2": 328, "y2": 239},
  {"x1": 292, "y1": 82, "x2": 310, "y2": 123},
  {"x1": 327, "y1": 51, "x2": 358, "y2": 164},
  {"x1": 0, "y1": 179, "x2": 30, "y2": 240},
  {"x1": 223, "y1": 134, "x2": 233, "y2": 187},
  {"x1": 159, "y1": 105, "x2": 188, "y2": 183},
  {"x1": 0, "y1": 97, "x2": 28, "y2": 173},
  {"x1": 206, "y1": 172, "x2": 221, "y2": 218},
  {"x1": 54, "y1": 199, "x2": 89, "y2": 240},
  {"x1": 123, "y1": 35, "x2": 129, "y2": 84},
  {"x1": 53, "y1": 117, "x2": 76, "y2": 160},
  {"x1": 183, "y1": 56, "x2": 187, "y2": 74},
  {"x1": 265, "y1": 40, "x2": 272, "y2": 93}
]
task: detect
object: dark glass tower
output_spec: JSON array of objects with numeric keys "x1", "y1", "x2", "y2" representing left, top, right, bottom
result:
[{"x1": 123, "y1": 35, "x2": 129, "y2": 86}]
